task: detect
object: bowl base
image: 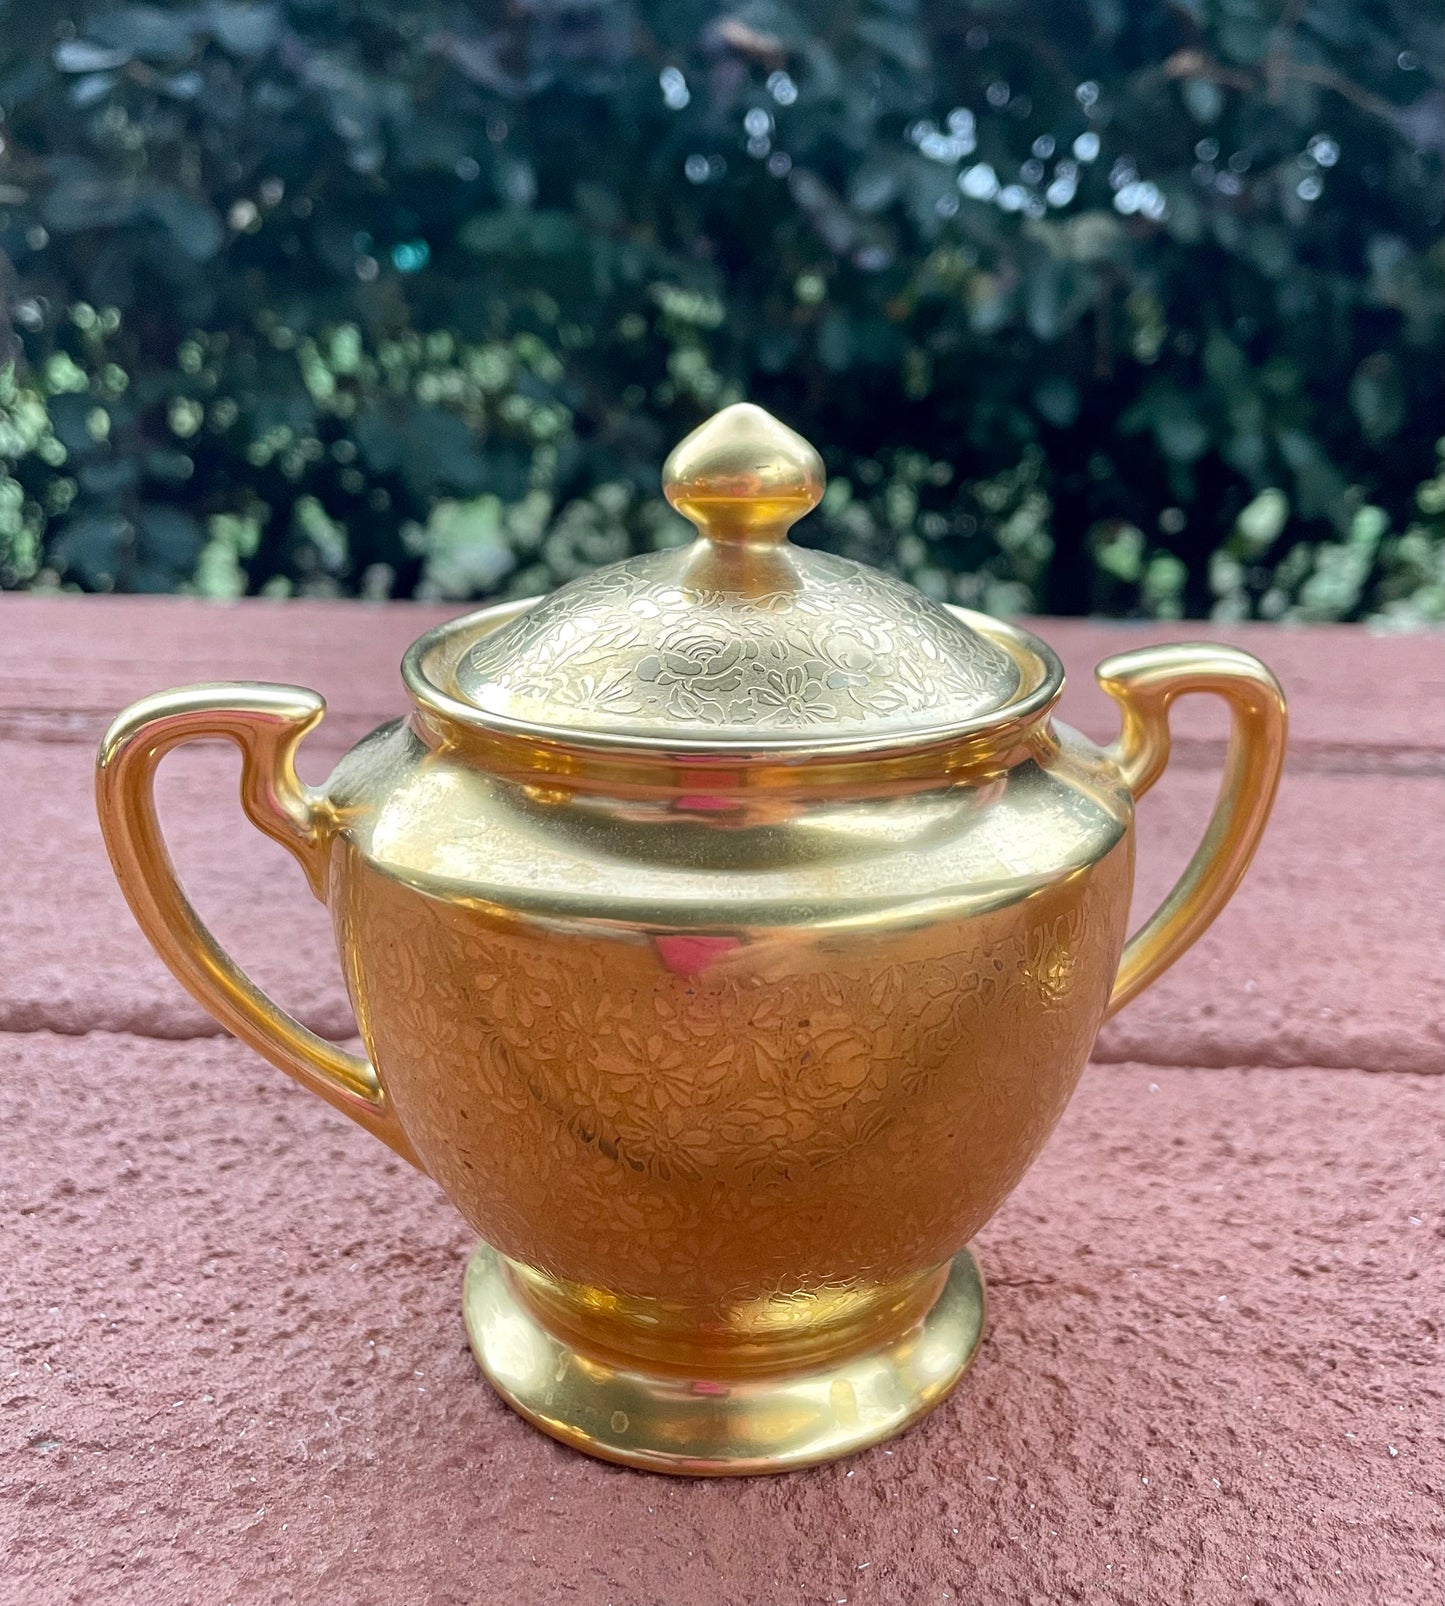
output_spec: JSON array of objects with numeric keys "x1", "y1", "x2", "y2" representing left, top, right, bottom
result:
[{"x1": 462, "y1": 1242, "x2": 986, "y2": 1476}]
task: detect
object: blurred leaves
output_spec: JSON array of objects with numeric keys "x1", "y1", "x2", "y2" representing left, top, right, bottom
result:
[{"x1": 0, "y1": 0, "x2": 1441, "y2": 623}]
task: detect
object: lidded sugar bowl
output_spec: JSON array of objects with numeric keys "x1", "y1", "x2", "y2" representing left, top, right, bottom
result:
[{"x1": 96, "y1": 404, "x2": 1287, "y2": 1475}]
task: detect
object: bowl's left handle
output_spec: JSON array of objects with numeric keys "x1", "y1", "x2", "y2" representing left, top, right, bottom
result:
[{"x1": 96, "y1": 683, "x2": 421, "y2": 1168}]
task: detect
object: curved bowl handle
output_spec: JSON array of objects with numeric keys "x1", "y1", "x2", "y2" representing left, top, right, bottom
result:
[
  {"x1": 95, "y1": 683, "x2": 420, "y2": 1167},
  {"x1": 1097, "y1": 643, "x2": 1288, "y2": 1019}
]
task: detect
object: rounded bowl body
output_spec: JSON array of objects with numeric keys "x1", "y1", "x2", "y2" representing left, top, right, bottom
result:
[{"x1": 322, "y1": 696, "x2": 1133, "y2": 1346}]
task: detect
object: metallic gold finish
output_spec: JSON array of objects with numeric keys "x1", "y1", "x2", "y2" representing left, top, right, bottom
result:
[
  {"x1": 1099, "y1": 643, "x2": 1288, "y2": 1015},
  {"x1": 95, "y1": 685, "x2": 418, "y2": 1165},
  {"x1": 95, "y1": 403, "x2": 1288, "y2": 1476},
  {"x1": 662, "y1": 399, "x2": 826, "y2": 543},
  {"x1": 463, "y1": 1242, "x2": 985, "y2": 1476},
  {"x1": 450, "y1": 402, "x2": 1022, "y2": 744}
]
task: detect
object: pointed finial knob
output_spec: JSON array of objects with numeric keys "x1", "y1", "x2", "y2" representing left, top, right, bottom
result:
[{"x1": 663, "y1": 403, "x2": 825, "y2": 545}]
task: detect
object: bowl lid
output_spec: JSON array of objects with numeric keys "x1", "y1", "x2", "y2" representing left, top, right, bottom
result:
[{"x1": 448, "y1": 404, "x2": 1028, "y2": 749}]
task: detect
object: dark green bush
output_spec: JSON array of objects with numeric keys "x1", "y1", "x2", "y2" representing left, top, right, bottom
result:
[{"x1": 1, "y1": 0, "x2": 1441, "y2": 621}]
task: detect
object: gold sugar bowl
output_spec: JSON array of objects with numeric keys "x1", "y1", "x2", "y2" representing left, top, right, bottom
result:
[{"x1": 97, "y1": 404, "x2": 1287, "y2": 1475}]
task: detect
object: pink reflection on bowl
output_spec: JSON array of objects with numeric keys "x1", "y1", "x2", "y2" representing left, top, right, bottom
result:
[{"x1": 654, "y1": 935, "x2": 741, "y2": 975}]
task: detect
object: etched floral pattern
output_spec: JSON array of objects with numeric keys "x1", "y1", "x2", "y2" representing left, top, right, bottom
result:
[
  {"x1": 341, "y1": 853, "x2": 1130, "y2": 1304},
  {"x1": 452, "y1": 545, "x2": 1023, "y2": 738}
]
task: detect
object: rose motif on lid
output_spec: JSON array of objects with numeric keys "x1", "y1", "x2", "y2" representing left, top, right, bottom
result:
[{"x1": 637, "y1": 630, "x2": 748, "y2": 724}]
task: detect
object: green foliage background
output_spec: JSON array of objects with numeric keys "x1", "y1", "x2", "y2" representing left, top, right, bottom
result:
[{"x1": 1, "y1": 0, "x2": 1441, "y2": 621}]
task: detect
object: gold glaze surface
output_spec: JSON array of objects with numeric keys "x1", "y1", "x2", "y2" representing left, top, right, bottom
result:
[
  {"x1": 451, "y1": 403, "x2": 1022, "y2": 743},
  {"x1": 463, "y1": 1242, "x2": 986, "y2": 1476},
  {"x1": 95, "y1": 403, "x2": 1288, "y2": 1475}
]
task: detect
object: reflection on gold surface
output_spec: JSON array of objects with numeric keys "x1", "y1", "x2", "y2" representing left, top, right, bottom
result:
[
  {"x1": 95, "y1": 404, "x2": 1287, "y2": 1474},
  {"x1": 464, "y1": 1241, "x2": 986, "y2": 1476}
]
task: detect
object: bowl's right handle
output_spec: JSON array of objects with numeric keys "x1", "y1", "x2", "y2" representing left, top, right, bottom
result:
[
  {"x1": 1096, "y1": 643, "x2": 1288, "y2": 1019},
  {"x1": 96, "y1": 682, "x2": 420, "y2": 1167}
]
